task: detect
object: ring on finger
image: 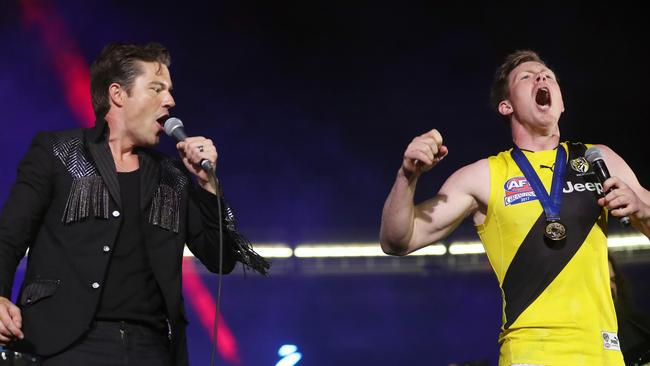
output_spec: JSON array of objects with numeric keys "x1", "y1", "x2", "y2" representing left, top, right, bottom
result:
[{"x1": 198, "y1": 145, "x2": 204, "y2": 153}]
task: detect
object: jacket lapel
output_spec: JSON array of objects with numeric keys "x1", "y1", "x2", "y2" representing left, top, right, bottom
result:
[
  {"x1": 137, "y1": 149, "x2": 161, "y2": 211},
  {"x1": 87, "y1": 140, "x2": 121, "y2": 209},
  {"x1": 84, "y1": 119, "x2": 121, "y2": 209}
]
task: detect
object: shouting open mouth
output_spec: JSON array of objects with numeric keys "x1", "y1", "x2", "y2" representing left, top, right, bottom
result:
[{"x1": 535, "y1": 87, "x2": 551, "y2": 108}]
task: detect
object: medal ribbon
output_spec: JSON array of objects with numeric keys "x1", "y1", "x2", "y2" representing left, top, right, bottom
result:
[{"x1": 511, "y1": 145, "x2": 567, "y2": 222}]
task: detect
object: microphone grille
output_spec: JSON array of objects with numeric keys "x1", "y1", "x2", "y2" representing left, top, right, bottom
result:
[
  {"x1": 585, "y1": 146, "x2": 604, "y2": 164},
  {"x1": 164, "y1": 117, "x2": 183, "y2": 137}
]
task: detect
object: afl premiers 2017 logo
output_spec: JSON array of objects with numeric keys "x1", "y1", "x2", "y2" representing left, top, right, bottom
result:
[{"x1": 504, "y1": 177, "x2": 538, "y2": 206}]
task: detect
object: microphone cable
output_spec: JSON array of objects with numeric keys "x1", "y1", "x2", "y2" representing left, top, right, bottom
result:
[
  {"x1": 163, "y1": 118, "x2": 227, "y2": 365},
  {"x1": 209, "y1": 169, "x2": 224, "y2": 366}
]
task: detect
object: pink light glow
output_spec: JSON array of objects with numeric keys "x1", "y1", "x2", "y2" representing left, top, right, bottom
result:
[
  {"x1": 19, "y1": 0, "x2": 95, "y2": 126},
  {"x1": 183, "y1": 258, "x2": 241, "y2": 365}
]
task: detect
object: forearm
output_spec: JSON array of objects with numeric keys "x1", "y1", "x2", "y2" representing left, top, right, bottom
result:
[
  {"x1": 189, "y1": 230, "x2": 238, "y2": 274},
  {"x1": 187, "y1": 185, "x2": 269, "y2": 275},
  {"x1": 0, "y1": 235, "x2": 25, "y2": 298},
  {"x1": 0, "y1": 252, "x2": 21, "y2": 299},
  {"x1": 380, "y1": 168, "x2": 419, "y2": 255},
  {"x1": 186, "y1": 187, "x2": 236, "y2": 273}
]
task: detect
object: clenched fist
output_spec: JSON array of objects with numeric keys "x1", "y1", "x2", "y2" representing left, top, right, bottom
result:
[{"x1": 402, "y1": 129, "x2": 448, "y2": 177}]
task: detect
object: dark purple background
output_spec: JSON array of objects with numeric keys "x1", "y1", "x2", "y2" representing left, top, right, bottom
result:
[{"x1": 2, "y1": 1, "x2": 649, "y2": 365}]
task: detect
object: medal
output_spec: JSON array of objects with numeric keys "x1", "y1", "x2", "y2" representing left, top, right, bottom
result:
[
  {"x1": 545, "y1": 220, "x2": 567, "y2": 241},
  {"x1": 511, "y1": 145, "x2": 568, "y2": 242}
]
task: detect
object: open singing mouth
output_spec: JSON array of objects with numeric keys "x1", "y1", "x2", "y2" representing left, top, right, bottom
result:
[
  {"x1": 156, "y1": 114, "x2": 169, "y2": 125},
  {"x1": 535, "y1": 87, "x2": 551, "y2": 106}
]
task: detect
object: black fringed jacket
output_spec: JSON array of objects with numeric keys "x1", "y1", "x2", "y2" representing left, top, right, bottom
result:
[{"x1": 0, "y1": 119, "x2": 267, "y2": 365}]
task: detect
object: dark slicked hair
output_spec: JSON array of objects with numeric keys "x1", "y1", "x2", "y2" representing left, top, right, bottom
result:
[
  {"x1": 90, "y1": 42, "x2": 171, "y2": 119},
  {"x1": 489, "y1": 50, "x2": 546, "y2": 113}
]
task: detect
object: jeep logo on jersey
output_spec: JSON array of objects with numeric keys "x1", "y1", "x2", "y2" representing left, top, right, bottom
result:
[
  {"x1": 570, "y1": 157, "x2": 590, "y2": 173},
  {"x1": 504, "y1": 177, "x2": 538, "y2": 206},
  {"x1": 563, "y1": 181, "x2": 604, "y2": 195}
]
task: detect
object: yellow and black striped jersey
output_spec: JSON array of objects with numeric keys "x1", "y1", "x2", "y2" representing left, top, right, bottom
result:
[{"x1": 476, "y1": 142, "x2": 624, "y2": 366}]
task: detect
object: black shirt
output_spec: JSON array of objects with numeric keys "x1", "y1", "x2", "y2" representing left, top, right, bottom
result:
[{"x1": 95, "y1": 169, "x2": 166, "y2": 332}]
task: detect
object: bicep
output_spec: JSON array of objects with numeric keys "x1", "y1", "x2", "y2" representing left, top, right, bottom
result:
[
  {"x1": 413, "y1": 187, "x2": 475, "y2": 241},
  {"x1": 410, "y1": 160, "x2": 487, "y2": 249},
  {"x1": 0, "y1": 132, "x2": 54, "y2": 237}
]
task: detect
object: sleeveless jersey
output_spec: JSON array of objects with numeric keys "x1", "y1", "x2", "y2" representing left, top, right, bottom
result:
[{"x1": 476, "y1": 142, "x2": 624, "y2": 365}]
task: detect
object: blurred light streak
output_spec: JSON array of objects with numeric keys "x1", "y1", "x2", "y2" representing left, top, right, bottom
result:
[
  {"x1": 19, "y1": 0, "x2": 94, "y2": 126},
  {"x1": 182, "y1": 258, "x2": 241, "y2": 365},
  {"x1": 180, "y1": 234, "x2": 650, "y2": 259},
  {"x1": 294, "y1": 242, "x2": 446, "y2": 257},
  {"x1": 607, "y1": 234, "x2": 650, "y2": 250},
  {"x1": 448, "y1": 242, "x2": 485, "y2": 255}
]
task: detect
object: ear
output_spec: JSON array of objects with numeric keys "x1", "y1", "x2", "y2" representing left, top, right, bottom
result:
[
  {"x1": 108, "y1": 83, "x2": 125, "y2": 108},
  {"x1": 498, "y1": 100, "x2": 513, "y2": 116}
]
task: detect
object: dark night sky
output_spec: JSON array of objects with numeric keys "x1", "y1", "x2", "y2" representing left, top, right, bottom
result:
[{"x1": 1, "y1": 1, "x2": 648, "y2": 243}]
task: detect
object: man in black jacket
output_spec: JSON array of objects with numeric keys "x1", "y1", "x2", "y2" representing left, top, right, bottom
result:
[{"x1": 0, "y1": 42, "x2": 267, "y2": 365}]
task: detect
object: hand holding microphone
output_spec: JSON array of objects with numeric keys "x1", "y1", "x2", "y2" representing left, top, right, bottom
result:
[
  {"x1": 164, "y1": 118, "x2": 219, "y2": 193},
  {"x1": 585, "y1": 147, "x2": 631, "y2": 226},
  {"x1": 164, "y1": 117, "x2": 215, "y2": 172}
]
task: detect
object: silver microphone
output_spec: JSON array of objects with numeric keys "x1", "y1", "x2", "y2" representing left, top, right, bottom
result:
[{"x1": 164, "y1": 117, "x2": 213, "y2": 172}]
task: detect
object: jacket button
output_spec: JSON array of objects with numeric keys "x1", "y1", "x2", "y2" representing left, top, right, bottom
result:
[
  {"x1": 112, "y1": 210, "x2": 120, "y2": 218},
  {"x1": 91, "y1": 282, "x2": 100, "y2": 289},
  {"x1": 102, "y1": 245, "x2": 111, "y2": 253}
]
